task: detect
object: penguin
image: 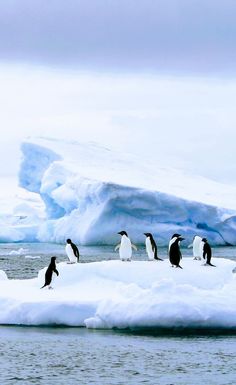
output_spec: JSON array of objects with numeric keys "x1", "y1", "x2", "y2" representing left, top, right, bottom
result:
[
  {"x1": 41, "y1": 256, "x2": 59, "y2": 289},
  {"x1": 201, "y1": 238, "x2": 216, "y2": 267},
  {"x1": 168, "y1": 233, "x2": 182, "y2": 251},
  {"x1": 169, "y1": 234, "x2": 184, "y2": 269},
  {"x1": 189, "y1": 235, "x2": 203, "y2": 260},
  {"x1": 65, "y1": 239, "x2": 80, "y2": 263},
  {"x1": 144, "y1": 233, "x2": 163, "y2": 261},
  {"x1": 115, "y1": 231, "x2": 137, "y2": 261}
]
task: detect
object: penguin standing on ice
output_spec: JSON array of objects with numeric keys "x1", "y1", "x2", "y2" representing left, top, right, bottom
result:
[
  {"x1": 189, "y1": 235, "x2": 203, "y2": 260},
  {"x1": 201, "y1": 238, "x2": 216, "y2": 267},
  {"x1": 115, "y1": 231, "x2": 137, "y2": 261},
  {"x1": 65, "y1": 239, "x2": 80, "y2": 263},
  {"x1": 41, "y1": 256, "x2": 59, "y2": 289},
  {"x1": 169, "y1": 234, "x2": 184, "y2": 269},
  {"x1": 144, "y1": 233, "x2": 163, "y2": 261}
]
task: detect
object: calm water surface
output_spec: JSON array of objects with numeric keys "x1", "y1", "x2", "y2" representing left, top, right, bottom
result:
[
  {"x1": 0, "y1": 243, "x2": 235, "y2": 384},
  {"x1": 0, "y1": 327, "x2": 236, "y2": 385}
]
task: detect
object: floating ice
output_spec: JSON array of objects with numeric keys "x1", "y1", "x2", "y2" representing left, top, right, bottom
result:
[
  {"x1": 0, "y1": 258, "x2": 235, "y2": 329},
  {"x1": 9, "y1": 248, "x2": 28, "y2": 256},
  {"x1": 24, "y1": 255, "x2": 41, "y2": 259}
]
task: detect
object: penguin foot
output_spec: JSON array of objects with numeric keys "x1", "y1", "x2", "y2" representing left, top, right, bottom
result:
[
  {"x1": 207, "y1": 263, "x2": 216, "y2": 267},
  {"x1": 48, "y1": 286, "x2": 53, "y2": 290}
]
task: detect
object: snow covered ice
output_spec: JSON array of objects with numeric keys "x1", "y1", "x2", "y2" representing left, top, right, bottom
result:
[
  {"x1": 0, "y1": 258, "x2": 235, "y2": 329},
  {"x1": 2, "y1": 136, "x2": 235, "y2": 246},
  {"x1": 1, "y1": 137, "x2": 236, "y2": 245}
]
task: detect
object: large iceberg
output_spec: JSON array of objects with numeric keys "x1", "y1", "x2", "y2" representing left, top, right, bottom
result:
[
  {"x1": 0, "y1": 258, "x2": 235, "y2": 329},
  {"x1": 3, "y1": 136, "x2": 236, "y2": 245}
]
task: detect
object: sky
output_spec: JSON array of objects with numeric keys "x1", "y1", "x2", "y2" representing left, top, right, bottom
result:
[{"x1": 0, "y1": 0, "x2": 236, "y2": 183}]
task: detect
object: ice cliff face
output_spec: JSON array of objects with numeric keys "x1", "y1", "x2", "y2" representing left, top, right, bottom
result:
[{"x1": 14, "y1": 137, "x2": 236, "y2": 245}]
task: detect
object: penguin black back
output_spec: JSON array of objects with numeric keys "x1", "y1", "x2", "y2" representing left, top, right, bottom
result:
[
  {"x1": 41, "y1": 256, "x2": 59, "y2": 289},
  {"x1": 169, "y1": 236, "x2": 184, "y2": 269},
  {"x1": 202, "y1": 238, "x2": 216, "y2": 267}
]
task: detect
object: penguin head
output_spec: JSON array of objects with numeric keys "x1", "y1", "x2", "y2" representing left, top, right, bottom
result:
[
  {"x1": 51, "y1": 256, "x2": 57, "y2": 261},
  {"x1": 171, "y1": 233, "x2": 181, "y2": 239},
  {"x1": 144, "y1": 233, "x2": 152, "y2": 238},
  {"x1": 202, "y1": 238, "x2": 207, "y2": 243},
  {"x1": 118, "y1": 231, "x2": 128, "y2": 237},
  {"x1": 66, "y1": 239, "x2": 72, "y2": 244}
]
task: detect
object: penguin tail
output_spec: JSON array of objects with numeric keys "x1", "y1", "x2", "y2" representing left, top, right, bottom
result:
[
  {"x1": 177, "y1": 265, "x2": 183, "y2": 269},
  {"x1": 40, "y1": 284, "x2": 47, "y2": 289},
  {"x1": 208, "y1": 263, "x2": 216, "y2": 267},
  {"x1": 156, "y1": 257, "x2": 163, "y2": 261}
]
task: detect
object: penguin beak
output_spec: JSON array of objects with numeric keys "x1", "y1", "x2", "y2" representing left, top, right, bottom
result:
[
  {"x1": 144, "y1": 233, "x2": 148, "y2": 236},
  {"x1": 179, "y1": 237, "x2": 185, "y2": 241}
]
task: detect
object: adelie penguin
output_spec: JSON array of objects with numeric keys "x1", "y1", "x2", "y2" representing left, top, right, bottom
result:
[
  {"x1": 41, "y1": 256, "x2": 59, "y2": 289},
  {"x1": 65, "y1": 239, "x2": 80, "y2": 264},
  {"x1": 201, "y1": 238, "x2": 216, "y2": 267},
  {"x1": 169, "y1": 234, "x2": 184, "y2": 269},
  {"x1": 144, "y1": 233, "x2": 163, "y2": 261},
  {"x1": 188, "y1": 235, "x2": 203, "y2": 260},
  {"x1": 115, "y1": 231, "x2": 137, "y2": 261}
]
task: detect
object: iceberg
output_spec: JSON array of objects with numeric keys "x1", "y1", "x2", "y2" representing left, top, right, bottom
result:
[
  {"x1": 0, "y1": 258, "x2": 235, "y2": 329},
  {"x1": 14, "y1": 137, "x2": 236, "y2": 246},
  {"x1": 0, "y1": 137, "x2": 235, "y2": 245}
]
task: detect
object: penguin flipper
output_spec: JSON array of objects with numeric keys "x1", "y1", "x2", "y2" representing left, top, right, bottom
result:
[
  {"x1": 131, "y1": 243, "x2": 138, "y2": 251},
  {"x1": 115, "y1": 243, "x2": 121, "y2": 251}
]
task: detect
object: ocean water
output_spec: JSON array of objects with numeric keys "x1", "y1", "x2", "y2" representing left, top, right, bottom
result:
[
  {"x1": 0, "y1": 242, "x2": 235, "y2": 279},
  {"x1": 0, "y1": 243, "x2": 235, "y2": 384}
]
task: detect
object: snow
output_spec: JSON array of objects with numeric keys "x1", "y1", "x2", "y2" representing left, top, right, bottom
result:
[
  {"x1": 0, "y1": 258, "x2": 235, "y2": 329},
  {"x1": 2, "y1": 136, "x2": 236, "y2": 245}
]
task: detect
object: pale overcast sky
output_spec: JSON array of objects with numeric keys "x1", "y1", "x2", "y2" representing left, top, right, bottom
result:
[{"x1": 0, "y1": 1, "x2": 235, "y2": 183}]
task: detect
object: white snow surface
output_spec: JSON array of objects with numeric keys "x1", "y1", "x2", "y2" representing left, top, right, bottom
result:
[
  {"x1": 0, "y1": 258, "x2": 235, "y2": 329},
  {"x1": 11, "y1": 137, "x2": 236, "y2": 245}
]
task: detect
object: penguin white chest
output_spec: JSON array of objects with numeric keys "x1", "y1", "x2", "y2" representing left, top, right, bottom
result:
[
  {"x1": 193, "y1": 236, "x2": 202, "y2": 258},
  {"x1": 65, "y1": 244, "x2": 77, "y2": 263},
  {"x1": 146, "y1": 238, "x2": 154, "y2": 260},
  {"x1": 119, "y1": 236, "x2": 132, "y2": 260},
  {"x1": 199, "y1": 241, "x2": 204, "y2": 258}
]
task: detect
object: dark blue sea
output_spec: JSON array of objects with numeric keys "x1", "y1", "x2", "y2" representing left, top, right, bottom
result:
[{"x1": 0, "y1": 243, "x2": 235, "y2": 385}]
